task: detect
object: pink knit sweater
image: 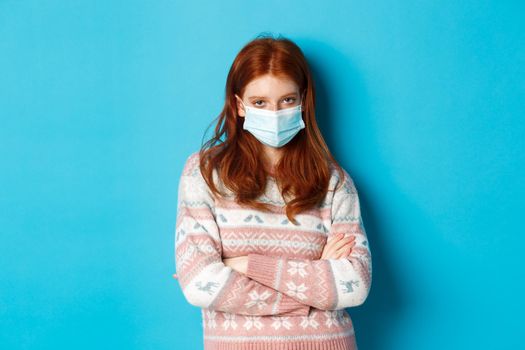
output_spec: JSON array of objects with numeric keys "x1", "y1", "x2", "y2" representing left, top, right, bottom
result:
[{"x1": 174, "y1": 151, "x2": 372, "y2": 350}]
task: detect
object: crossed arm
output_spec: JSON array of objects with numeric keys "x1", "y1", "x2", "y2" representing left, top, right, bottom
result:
[
  {"x1": 173, "y1": 232, "x2": 356, "y2": 314},
  {"x1": 174, "y1": 153, "x2": 371, "y2": 315},
  {"x1": 222, "y1": 233, "x2": 356, "y2": 274},
  {"x1": 174, "y1": 232, "x2": 355, "y2": 277}
]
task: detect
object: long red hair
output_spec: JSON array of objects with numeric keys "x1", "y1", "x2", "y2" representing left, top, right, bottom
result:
[{"x1": 198, "y1": 34, "x2": 345, "y2": 224}]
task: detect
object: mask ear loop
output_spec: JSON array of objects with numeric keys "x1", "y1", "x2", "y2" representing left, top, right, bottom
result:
[
  {"x1": 235, "y1": 94, "x2": 248, "y2": 114},
  {"x1": 298, "y1": 97, "x2": 304, "y2": 113},
  {"x1": 298, "y1": 90, "x2": 306, "y2": 111}
]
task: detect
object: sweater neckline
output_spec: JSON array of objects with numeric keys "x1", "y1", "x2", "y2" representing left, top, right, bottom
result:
[{"x1": 267, "y1": 165, "x2": 277, "y2": 178}]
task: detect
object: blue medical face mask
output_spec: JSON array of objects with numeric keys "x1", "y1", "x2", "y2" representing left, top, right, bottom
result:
[{"x1": 236, "y1": 95, "x2": 306, "y2": 148}]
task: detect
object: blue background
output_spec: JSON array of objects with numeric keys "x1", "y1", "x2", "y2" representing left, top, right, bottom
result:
[{"x1": 1, "y1": 1, "x2": 523, "y2": 349}]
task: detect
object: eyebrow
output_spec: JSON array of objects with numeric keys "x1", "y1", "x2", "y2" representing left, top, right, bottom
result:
[{"x1": 247, "y1": 92, "x2": 298, "y2": 100}]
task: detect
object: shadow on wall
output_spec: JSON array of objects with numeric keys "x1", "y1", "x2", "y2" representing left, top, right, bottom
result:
[{"x1": 299, "y1": 38, "x2": 409, "y2": 350}]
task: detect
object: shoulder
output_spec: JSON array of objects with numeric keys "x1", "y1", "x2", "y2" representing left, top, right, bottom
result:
[
  {"x1": 181, "y1": 150, "x2": 202, "y2": 177},
  {"x1": 179, "y1": 150, "x2": 223, "y2": 195},
  {"x1": 329, "y1": 162, "x2": 358, "y2": 195}
]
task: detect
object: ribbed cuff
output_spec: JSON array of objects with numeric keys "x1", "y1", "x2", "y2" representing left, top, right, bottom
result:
[
  {"x1": 247, "y1": 253, "x2": 310, "y2": 317},
  {"x1": 246, "y1": 253, "x2": 281, "y2": 288}
]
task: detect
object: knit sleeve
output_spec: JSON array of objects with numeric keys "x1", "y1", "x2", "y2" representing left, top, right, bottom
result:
[
  {"x1": 245, "y1": 169, "x2": 372, "y2": 310},
  {"x1": 174, "y1": 152, "x2": 310, "y2": 316}
]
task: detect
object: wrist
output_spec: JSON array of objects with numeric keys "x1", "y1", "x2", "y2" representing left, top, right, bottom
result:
[
  {"x1": 225, "y1": 256, "x2": 248, "y2": 274},
  {"x1": 238, "y1": 256, "x2": 248, "y2": 274}
]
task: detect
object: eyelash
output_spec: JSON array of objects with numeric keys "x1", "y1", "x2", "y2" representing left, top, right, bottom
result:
[{"x1": 253, "y1": 97, "x2": 296, "y2": 107}]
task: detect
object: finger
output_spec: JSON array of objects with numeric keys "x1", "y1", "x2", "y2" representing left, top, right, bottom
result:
[
  {"x1": 323, "y1": 234, "x2": 342, "y2": 257},
  {"x1": 345, "y1": 246, "x2": 354, "y2": 256},
  {"x1": 323, "y1": 234, "x2": 355, "y2": 258},
  {"x1": 333, "y1": 248, "x2": 345, "y2": 259},
  {"x1": 342, "y1": 248, "x2": 353, "y2": 258},
  {"x1": 335, "y1": 245, "x2": 354, "y2": 259},
  {"x1": 327, "y1": 233, "x2": 344, "y2": 242},
  {"x1": 326, "y1": 240, "x2": 355, "y2": 259},
  {"x1": 325, "y1": 235, "x2": 354, "y2": 251},
  {"x1": 329, "y1": 236, "x2": 355, "y2": 252},
  {"x1": 335, "y1": 243, "x2": 354, "y2": 259},
  {"x1": 327, "y1": 233, "x2": 355, "y2": 245},
  {"x1": 330, "y1": 243, "x2": 355, "y2": 260},
  {"x1": 336, "y1": 240, "x2": 356, "y2": 252},
  {"x1": 324, "y1": 239, "x2": 352, "y2": 258}
]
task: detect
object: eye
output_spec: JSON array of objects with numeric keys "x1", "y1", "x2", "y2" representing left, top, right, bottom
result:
[
  {"x1": 283, "y1": 97, "x2": 296, "y2": 104},
  {"x1": 253, "y1": 100, "x2": 265, "y2": 107}
]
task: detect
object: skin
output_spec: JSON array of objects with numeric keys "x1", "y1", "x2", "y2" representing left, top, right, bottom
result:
[
  {"x1": 170, "y1": 76, "x2": 356, "y2": 280},
  {"x1": 234, "y1": 74, "x2": 305, "y2": 173},
  {"x1": 223, "y1": 74, "x2": 356, "y2": 275}
]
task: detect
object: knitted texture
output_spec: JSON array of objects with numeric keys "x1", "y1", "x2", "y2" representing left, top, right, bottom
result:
[{"x1": 174, "y1": 151, "x2": 372, "y2": 350}]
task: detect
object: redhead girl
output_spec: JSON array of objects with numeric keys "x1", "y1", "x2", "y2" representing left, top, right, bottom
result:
[{"x1": 174, "y1": 34, "x2": 372, "y2": 350}]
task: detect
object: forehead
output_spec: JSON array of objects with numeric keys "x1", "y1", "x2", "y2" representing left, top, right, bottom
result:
[{"x1": 243, "y1": 74, "x2": 299, "y2": 99}]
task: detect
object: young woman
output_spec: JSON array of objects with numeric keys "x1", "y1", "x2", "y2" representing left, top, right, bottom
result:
[{"x1": 174, "y1": 34, "x2": 372, "y2": 350}]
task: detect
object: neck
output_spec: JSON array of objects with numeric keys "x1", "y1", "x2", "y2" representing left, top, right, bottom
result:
[{"x1": 261, "y1": 144, "x2": 283, "y2": 174}]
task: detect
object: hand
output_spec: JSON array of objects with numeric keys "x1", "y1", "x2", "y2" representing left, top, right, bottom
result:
[
  {"x1": 223, "y1": 256, "x2": 248, "y2": 274},
  {"x1": 320, "y1": 233, "x2": 356, "y2": 259}
]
